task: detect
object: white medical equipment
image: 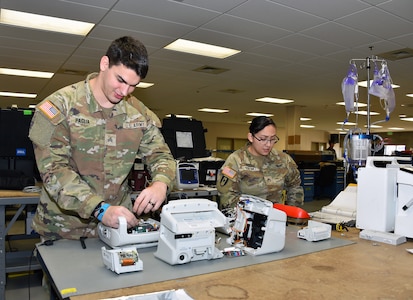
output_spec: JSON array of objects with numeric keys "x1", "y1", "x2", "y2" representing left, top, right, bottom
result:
[
  {"x1": 98, "y1": 217, "x2": 160, "y2": 274},
  {"x1": 395, "y1": 167, "x2": 413, "y2": 238},
  {"x1": 154, "y1": 199, "x2": 227, "y2": 265},
  {"x1": 297, "y1": 220, "x2": 331, "y2": 242},
  {"x1": 356, "y1": 156, "x2": 411, "y2": 232},
  {"x1": 228, "y1": 195, "x2": 287, "y2": 256},
  {"x1": 359, "y1": 229, "x2": 406, "y2": 246}
]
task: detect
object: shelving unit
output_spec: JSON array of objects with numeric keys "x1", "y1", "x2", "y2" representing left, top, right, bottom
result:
[{"x1": 0, "y1": 192, "x2": 40, "y2": 299}]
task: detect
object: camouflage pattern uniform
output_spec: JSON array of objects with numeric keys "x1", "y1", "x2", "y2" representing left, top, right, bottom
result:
[
  {"x1": 29, "y1": 73, "x2": 176, "y2": 240},
  {"x1": 217, "y1": 144, "x2": 304, "y2": 209}
]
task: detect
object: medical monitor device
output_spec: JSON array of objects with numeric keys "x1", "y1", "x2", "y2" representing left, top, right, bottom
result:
[
  {"x1": 228, "y1": 194, "x2": 287, "y2": 256},
  {"x1": 176, "y1": 162, "x2": 199, "y2": 190},
  {"x1": 154, "y1": 198, "x2": 227, "y2": 265}
]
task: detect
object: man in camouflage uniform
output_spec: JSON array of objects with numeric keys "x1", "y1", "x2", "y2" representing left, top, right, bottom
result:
[
  {"x1": 29, "y1": 36, "x2": 176, "y2": 240},
  {"x1": 217, "y1": 116, "x2": 303, "y2": 209}
]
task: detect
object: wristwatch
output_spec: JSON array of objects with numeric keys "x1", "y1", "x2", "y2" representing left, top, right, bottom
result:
[{"x1": 92, "y1": 201, "x2": 104, "y2": 218}]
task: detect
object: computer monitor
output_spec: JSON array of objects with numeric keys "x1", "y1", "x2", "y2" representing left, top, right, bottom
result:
[
  {"x1": 0, "y1": 108, "x2": 35, "y2": 158},
  {"x1": 0, "y1": 108, "x2": 37, "y2": 188},
  {"x1": 384, "y1": 145, "x2": 405, "y2": 156}
]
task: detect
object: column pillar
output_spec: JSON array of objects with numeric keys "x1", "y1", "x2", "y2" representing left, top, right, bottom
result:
[{"x1": 285, "y1": 105, "x2": 301, "y2": 150}]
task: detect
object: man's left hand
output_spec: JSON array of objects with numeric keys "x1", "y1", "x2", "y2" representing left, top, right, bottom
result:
[{"x1": 133, "y1": 181, "x2": 167, "y2": 215}]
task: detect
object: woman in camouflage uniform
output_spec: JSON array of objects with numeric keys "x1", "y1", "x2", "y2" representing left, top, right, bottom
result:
[{"x1": 217, "y1": 116, "x2": 303, "y2": 209}]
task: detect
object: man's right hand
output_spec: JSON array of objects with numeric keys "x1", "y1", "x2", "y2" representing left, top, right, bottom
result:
[{"x1": 100, "y1": 205, "x2": 140, "y2": 229}]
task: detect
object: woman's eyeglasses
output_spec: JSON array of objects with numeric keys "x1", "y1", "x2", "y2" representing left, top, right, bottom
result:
[{"x1": 252, "y1": 134, "x2": 279, "y2": 144}]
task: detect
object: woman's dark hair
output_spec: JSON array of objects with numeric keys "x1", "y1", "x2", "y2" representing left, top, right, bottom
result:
[
  {"x1": 249, "y1": 116, "x2": 276, "y2": 134},
  {"x1": 105, "y1": 36, "x2": 149, "y2": 79}
]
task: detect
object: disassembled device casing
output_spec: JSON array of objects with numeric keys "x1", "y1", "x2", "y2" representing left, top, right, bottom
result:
[
  {"x1": 101, "y1": 245, "x2": 143, "y2": 274},
  {"x1": 228, "y1": 194, "x2": 287, "y2": 255},
  {"x1": 98, "y1": 217, "x2": 160, "y2": 248}
]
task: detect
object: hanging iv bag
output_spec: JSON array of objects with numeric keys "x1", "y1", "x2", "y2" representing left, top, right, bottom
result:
[
  {"x1": 369, "y1": 62, "x2": 395, "y2": 118},
  {"x1": 341, "y1": 63, "x2": 358, "y2": 113},
  {"x1": 369, "y1": 63, "x2": 390, "y2": 99},
  {"x1": 385, "y1": 87, "x2": 396, "y2": 117}
]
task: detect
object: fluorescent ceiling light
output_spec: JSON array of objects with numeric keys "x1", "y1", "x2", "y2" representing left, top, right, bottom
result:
[
  {"x1": 406, "y1": 94, "x2": 413, "y2": 98},
  {"x1": 388, "y1": 127, "x2": 404, "y2": 130},
  {"x1": 365, "y1": 124, "x2": 382, "y2": 128},
  {"x1": 358, "y1": 80, "x2": 399, "y2": 89},
  {"x1": 255, "y1": 97, "x2": 294, "y2": 104},
  {"x1": 400, "y1": 117, "x2": 413, "y2": 122},
  {"x1": 354, "y1": 111, "x2": 380, "y2": 115},
  {"x1": 336, "y1": 128, "x2": 348, "y2": 132},
  {"x1": 165, "y1": 114, "x2": 192, "y2": 119},
  {"x1": 164, "y1": 39, "x2": 240, "y2": 59},
  {"x1": 198, "y1": 108, "x2": 229, "y2": 113},
  {"x1": 0, "y1": 9, "x2": 94, "y2": 36},
  {"x1": 336, "y1": 101, "x2": 367, "y2": 107},
  {"x1": 0, "y1": 67, "x2": 53, "y2": 78},
  {"x1": 337, "y1": 121, "x2": 356, "y2": 126},
  {"x1": 246, "y1": 112, "x2": 274, "y2": 117},
  {"x1": 0, "y1": 91, "x2": 36, "y2": 98},
  {"x1": 300, "y1": 125, "x2": 315, "y2": 128},
  {"x1": 136, "y1": 82, "x2": 154, "y2": 88},
  {"x1": 300, "y1": 117, "x2": 312, "y2": 121}
]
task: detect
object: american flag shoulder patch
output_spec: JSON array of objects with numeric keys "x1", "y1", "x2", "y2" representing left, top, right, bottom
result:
[
  {"x1": 39, "y1": 100, "x2": 60, "y2": 119},
  {"x1": 222, "y1": 166, "x2": 237, "y2": 179}
]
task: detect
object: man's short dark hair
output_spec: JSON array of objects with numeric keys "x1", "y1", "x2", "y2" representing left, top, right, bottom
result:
[{"x1": 106, "y1": 36, "x2": 149, "y2": 79}]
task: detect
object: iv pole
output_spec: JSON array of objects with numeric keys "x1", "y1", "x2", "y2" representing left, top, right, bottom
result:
[
  {"x1": 349, "y1": 56, "x2": 388, "y2": 134},
  {"x1": 343, "y1": 56, "x2": 389, "y2": 185}
]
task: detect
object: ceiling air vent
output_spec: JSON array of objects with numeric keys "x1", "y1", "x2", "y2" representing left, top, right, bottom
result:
[
  {"x1": 377, "y1": 48, "x2": 413, "y2": 61},
  {"x1": 56, "y1": 69, "x2": 89, "y2": 76},
  {"x1": 193, "y1": 65, "x2": 229, "y2": 74},
  {"x1": 219, "y1": 88, "x2": 243, "y2": 94}
]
